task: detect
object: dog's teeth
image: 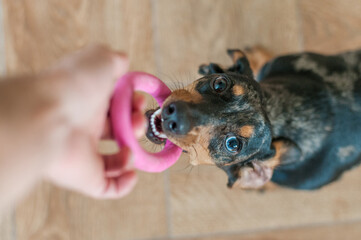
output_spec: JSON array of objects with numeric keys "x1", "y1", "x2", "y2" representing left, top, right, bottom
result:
[
  {"x1": 154, "y1": 108, "x2": 162, "y2": 116},
  {"x1": 158, "y1": 133, "x2": 167, "y2": 138},
  {"x1": 149, "y1": 108, "x2": 167, "y2": 139}
]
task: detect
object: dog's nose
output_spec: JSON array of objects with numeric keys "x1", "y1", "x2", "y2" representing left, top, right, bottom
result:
[{"x1": 162, "y1": 101, "x2": 192, "y2": 135}]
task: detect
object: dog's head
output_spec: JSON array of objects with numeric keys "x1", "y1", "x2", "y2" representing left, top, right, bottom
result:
[{"x1": 146, "y1": 51, "x2": 275, "y2": 181}]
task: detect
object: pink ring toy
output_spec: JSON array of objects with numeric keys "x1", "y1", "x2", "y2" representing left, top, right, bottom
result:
[{"x1": 110, "y1": 72, "x2": 182, "y2": 172}]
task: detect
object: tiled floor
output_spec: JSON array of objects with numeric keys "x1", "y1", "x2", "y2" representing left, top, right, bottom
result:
[{"x1": 1, "y1": 0, "x2": 361, "y2": 240}]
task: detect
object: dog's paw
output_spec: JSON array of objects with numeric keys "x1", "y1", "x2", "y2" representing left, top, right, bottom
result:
[
  {"x1": 198, "y1": 63, "x2": 224, "y2": 75},
  {"x1": 227, "y1": 49, "x2": 246, "y2": 64}
]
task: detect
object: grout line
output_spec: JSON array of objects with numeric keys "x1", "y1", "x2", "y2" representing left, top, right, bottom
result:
[
  {"x1": 11, "y1": 210, "x2": 16, "y2": 240},
  {"x1": 150, "y1": 0, "x2": 173, "y2": 238},
  {"x1": 163, "y1": 170, "x2": 174, "y2": 238},
  {"x1": 150, "y1": 0, "x2": 162, "y2": 76},
  {"x1": 168, "y1": 218, "x2": 361, "y2": 240},
  {"x1": 131, "y1": 236, "x2": 169, "y2": 240},
  {"x1": 294, "y1": 0, "x2": 305, "y2": 52},
  {"x1": 0, "y1": 0, "x2": 7, "y2": 76}
]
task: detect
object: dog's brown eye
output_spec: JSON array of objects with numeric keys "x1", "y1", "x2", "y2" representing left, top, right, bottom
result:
[{"x1": 212, "y1": 76, "x2": 228, "y2": 93}]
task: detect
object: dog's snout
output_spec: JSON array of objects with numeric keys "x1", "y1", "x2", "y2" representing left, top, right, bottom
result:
[
  {"x1": 163, "y1": 103, "x2": 176, "y2": 116},
  {"x1": 162, "y1": 101, "x2": 192, "y2": 135}
]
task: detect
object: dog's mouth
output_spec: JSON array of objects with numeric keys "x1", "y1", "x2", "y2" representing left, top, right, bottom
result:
[{"x1": 145, "y1": 108, "x2": 167, "y2": 144}]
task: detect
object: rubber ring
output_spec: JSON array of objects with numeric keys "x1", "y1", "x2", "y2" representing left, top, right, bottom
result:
[{"x1": 110, "y1": 72, "x2": 182, "y2": 172}]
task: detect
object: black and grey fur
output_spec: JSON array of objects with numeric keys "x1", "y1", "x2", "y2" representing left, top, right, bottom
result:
[{"x1": 202, "y1": 49, "x2": 361, "y2": 189}]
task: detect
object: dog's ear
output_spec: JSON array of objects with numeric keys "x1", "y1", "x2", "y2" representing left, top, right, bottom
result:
[
  {"x1": 223, "y1": 138, "x2": 302, "y2": 189},
  {"x1": 227, "y1": 49, "x2": 254, "y2": 79},
  {"x1": 222, "y1": 159, "x2": 274, "y2": 189},
  {"x1": 198, "y1": 63, "x2": 225, "y2": 75}
]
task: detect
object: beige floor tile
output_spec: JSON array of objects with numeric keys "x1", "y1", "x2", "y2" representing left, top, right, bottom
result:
[
  {"x1": 298, "y1": 0, "x2": 361, "y2": 53},
  {"x1": 15, "y1": 183, "x2": 71, "y2": 240},
  {"x1": 169, "y1": 161, "x2": 361, "y2": 236},
  {"x1": 189, "y1": 220, "x2": 361, "y2": 240},
  {"x1": 15, "y1": 173, "x2": 167, "y2": 240},
  {"x1": 153, "y1": 0, "x2": 302, "y2": 86},
  {"x1": 3, "y1": 0, "x2": 156, "y2": 75},
  {"x1": 66, "y1": 172, "x2": 168, "y2": 240}
]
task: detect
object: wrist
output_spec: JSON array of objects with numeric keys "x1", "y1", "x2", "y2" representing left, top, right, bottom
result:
[{"x1": 0, "y1": 75, "x2": 72, "y2": 169}]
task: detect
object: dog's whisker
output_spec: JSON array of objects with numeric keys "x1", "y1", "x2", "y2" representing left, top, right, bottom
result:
[
  {"x1": 192, "y1": 145, "x2": 199, "y2": 159},
  {"x1": 185, "y1": 165, "x2": 194, "y2": 185},
  {"x1": 156, "y1": 71, "x2": 180, "y2": 91},
  {"x1": 176, "y1": 162, "x2": 193, "y2": 172},
  {"x1": 139, "y1": 138, "x2": 147, "y2": 144}
]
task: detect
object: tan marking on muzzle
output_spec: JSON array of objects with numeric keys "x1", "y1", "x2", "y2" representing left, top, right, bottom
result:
[
  {"x1": 167, "y1": 126, "x2": 215, "y2": 166},
  {"x1": 239, "y1": 125, "x2": 254, "y2": 138},
  {"x1": 162, "y1": 82, "x2": 214, "y2": 165},
  {"x1": 163, "y1": 81, "x2": 203, "y2": 108}
]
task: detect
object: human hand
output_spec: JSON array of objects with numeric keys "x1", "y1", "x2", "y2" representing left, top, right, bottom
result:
[{"x1": 43, "y1": 45, "x2": 146, "y2": 198}]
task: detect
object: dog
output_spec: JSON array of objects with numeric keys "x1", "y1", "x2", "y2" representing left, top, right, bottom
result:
[{"x1": 146, "y1": 46, "x2": 361, "y2": 190}]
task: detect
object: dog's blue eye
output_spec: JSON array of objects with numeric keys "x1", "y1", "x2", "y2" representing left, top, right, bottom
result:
[
  {"x1": 225, "y1": 136, "x2": 241, "y2": 153},
  {"x1": 213, "y1": 76, "x2": 228, "y2": 93}
]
